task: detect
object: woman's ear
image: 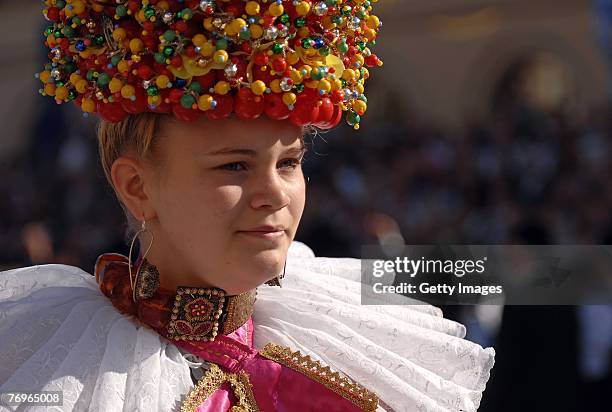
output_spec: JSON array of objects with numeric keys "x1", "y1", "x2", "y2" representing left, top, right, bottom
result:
[{"x1": 110, "y1": 155, "x2": 157, "y2": 221}]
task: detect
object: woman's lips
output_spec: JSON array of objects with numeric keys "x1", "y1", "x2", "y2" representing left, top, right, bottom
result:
[{"x1": 237, "y1": 230, "x2": 285, "y2": 239}]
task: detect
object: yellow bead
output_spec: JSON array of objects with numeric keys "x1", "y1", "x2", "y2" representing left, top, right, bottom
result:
[
  {"x1": 55, "y1": 86, "x2": 68, "y2": 100},
  {"x1": 214, "y1": 81, "x2": 230, "y2": 95},
  {"x1": 156, "y1": 74, "x2": 170, "y2": 88},
  {"x1": 268, "y1": 3, "x2": 284, "y2": 17},
  {"x1": 117, "y1": 60, "x2": 130, "y2": 74},
  {"x1": 192, "y1": 34, "x2": 207, "y2": 47},
  {"x1": 224, "y1": 22, "x2": 238, "y2": 36},
  {"x1": 72, "y1": 0, "x2": 85, "y2": 14},
  {"x1": 245, "y1": 1, "x2": 260, "y2": 15},
  {"x1": 287, "y1": 51, "x2": 300, "y2": 65},
  {"x1": 121, "y1": 84, "x2": 136, "y2": 99},
  {"x1": 200, "y1": 42, "x2": 215, "y2": 57},
  {"x1": 342, "y1": 69, "x2": 356, "y2": 81},
  {"x1": 355, "y1": 83, "x2": 364, "y2": 94},
  {"x1": 91, "y1": 3, "x2": 104, "y2": 12},
  {"x1": 39, "y1": 71, "x2": 51, "y2": 83},
  {"x1": 112, "y1": 28, "x2": 127, "y2": 42},
  {"x1": 297, "y1": 27, "x2": 310, "y2": 38},
  {"x1": 250, "y1": 80, "x2": 267, "y2": 95},
  {"x1": 318, "y1": 79, "x2": 331, "y2": 93},
  {"x1": 295, "y1": 1, "x2": 311, "y2": 16},
  {"x1": 109, "y1": 77, "x2": 123, "y2": 93},
  {"x1": 203, "y1": 18, "x2": 214, "y2": 31},
  {"x1": 233, "y1": 18, "x2": 247, "y2": 30},
  {"x1": 301, "y1": 65, "x2": 312, "y2": 78},
  {"x1": 353, "y1": 100, "x2": 367, "y2": 115},
  {"x1": 46, "y1": 34, "x2": 57, "y2": 47},
  {"x1": 157, "y1": 1, "x2": 170, "y2": 11},
  {"x1": 282, "y1": 92, "x2": 296, "y2": 106},
  {"x1": 290, "y1": 69, "x2": 303, "y2": 84},
  {"x1": 366, "y1": 15, "x2": 380, "y2": 30},
  {"x1": 81, "y1": 98, "x2": 95, "y2": 112},
  {"x1": 270, "y1": 79, "x2": 282, "y2": 93},
  {"x1": 250, "y1": 24, "x2": 263, "y2": 39},
  {"x1": 129, "y1": 38, "x2": 144, "y2": 53},
  {"x1": 69, "y1": 73, "x2": 81, "y2": 85},
  {"x1": 198, "y1": 94, "x2": 214, "y2": 111},
  {"x1": 148, "y1": 95, "x2": 161, "y2": 106},
  {"x1": 213, "y1": 50, "x2": 228, "y2": 64},
  {"x1": 75, "y1": 79, "x2": 89, "y2": 93}
]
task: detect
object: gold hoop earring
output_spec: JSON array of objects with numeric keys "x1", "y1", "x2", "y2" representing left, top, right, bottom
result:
[
  {"x1": 265, "y1": 260, "x2": 286, "y2": 287},
  {"x1": 128, "y1": 219, "x2": 160, "y2": 302}
]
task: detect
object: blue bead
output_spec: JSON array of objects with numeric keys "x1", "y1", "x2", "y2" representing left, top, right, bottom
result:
[{"x1": 75, "y1": 40, "x2": 86, "y2": 52}]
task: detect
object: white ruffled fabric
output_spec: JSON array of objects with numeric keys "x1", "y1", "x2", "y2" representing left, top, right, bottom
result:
[{"x1": 0, "y1": 241, "x2": 495, "y2": 412}]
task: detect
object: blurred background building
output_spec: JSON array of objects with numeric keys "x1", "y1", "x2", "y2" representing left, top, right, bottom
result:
[{"x1": 1, "y1": 1, "x2": 611, "y2": 411}]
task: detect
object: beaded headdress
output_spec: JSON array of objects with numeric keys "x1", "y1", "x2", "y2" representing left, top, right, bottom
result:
[{"x1": 37, "y1": 0, "x2": 383, "y2": 130}]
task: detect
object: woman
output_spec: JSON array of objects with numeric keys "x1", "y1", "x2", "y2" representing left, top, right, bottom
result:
[{"x1": 1, "y1": 0, "x2": 494, "y2": 411}]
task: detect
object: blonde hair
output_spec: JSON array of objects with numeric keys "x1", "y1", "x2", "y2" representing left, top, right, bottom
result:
[
  {"x1": 97, "y1": 112, "x2": 165, "y2": 244},
  {"x1": 97, "y1": 113, "x2": 317, "y2": 245}
]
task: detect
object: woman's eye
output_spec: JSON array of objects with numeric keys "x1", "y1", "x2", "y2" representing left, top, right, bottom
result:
[
  {"x1": 219, "y1": 162, "x2": 247, "y2": 171},
  {"x1": 279, "y1": 158, "x2": 302, "y2": 169}
]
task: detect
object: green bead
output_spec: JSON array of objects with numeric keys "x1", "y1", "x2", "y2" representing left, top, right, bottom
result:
[
  {"x1": 271, "y1": 43, "x2": 283, "y2": 54},
  {"x1": 180, "y1": 93, "x2": 196, "y2": 108},
  {"x1": 180, "y1": 8, "x2": 193, "y2": 20},
  {"x1": 216, "y1": 38, "x2": 229, "y2": 50},
  {"x1": 111, "y1": 54, "x2": 122, "y2": 66},
  {"x1": 44, "y1": 26, "x2": 54, "y2": 36},
  {"x1": 310, "y1": 68, "x2": 323, "y2": 81},
  {"x1": 356, "y1": 41, "x2": 366, "y2": 50},
  {"x1": 188, "y1": 81, "x2": 201, "y2": 93},
  {"x1": 239, "y1": 28, "x2": 251, "y2": 40},
  {"x1": 332, "y1": 15, "x2": 343, "y2": 25},
  {"x1": 301, "y1": 38, "x2": 311, "y2": 49},
  {"x1": 294, "y1": 17, "x2": 306, "y2": 28},
  {"x1": 278, "y1": 14, "x2": 290, "y2": 24},
  {"x1": 56, "y1": 0, "x2": 66, "y2": 9},
  {"x1": 319, "y1": 46, "x2": 330, "y2": 56},
  {"x1": 325, "y1": 0, "x2": 336, "y2": 6},
  {"x1": 62, "y1": 63, "x2": 76, "y2": 73},
  {"x1": 154, "y1": 52, "x2": 167, "y2": 64},
  {"x1": 62, "y1": 26, "x2": 74, "y2": 38},
  {"x1": 55, "y1": 81, "x2": 65, "y2": 87},
  {"x1": 54, "y1": 30, "x2": 63, "y2": 38},
  {"x1": 163, "y1": 30, "x2": 176, "y2": 42},
  {"x1": 144, "y1": 6, "x2": 156, "y2": 19},
  {"x1": 72, "y1": 17, "x2": 81, "y2": 26},
  {"x1": 86, "y1": 70, "x2": 95, "y2": 81},
  {"x1": 337, "y1": 42, "x2": 348, "y2": 53},
  {"x1": 94, "y1": 34, "x2": 105, "y2": 46},
  {"x1": 116, "y1": 5, "x2": 127, "y2": 17},
  {"x1": 342, "y1": 6, "x2": 352, "y2": 16},
  {"x1": 68, "y1": 89, "x2": 77, "y2": 100},
  {"x1": 295, "y1": 83, "x2": 305, "y2": 93},
  {"x1": 346, "y1": 111, "x2": 360, "y2": 126},
  {"x1": 146, "y1": 85, "x2": 159, "y2": 96},
  {"x1": 97, "y1": 72, "x2": 110, "y2": 87},
  {"x1": 163, "y1": 46, "x2": 175, "y2": 56}
]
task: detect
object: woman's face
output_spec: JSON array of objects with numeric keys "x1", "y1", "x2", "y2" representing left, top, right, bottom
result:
[{"x1": 120, "y1": 115, "x2": 306, "y2": 295}]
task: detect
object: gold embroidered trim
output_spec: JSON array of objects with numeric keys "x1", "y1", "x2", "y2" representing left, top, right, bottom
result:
[
  {"x1": 259, "y1": 343, "x2": 379, "y2": 412},
  {"x1": 181, "y1": 363, "x2": 260, "y2": 412}
]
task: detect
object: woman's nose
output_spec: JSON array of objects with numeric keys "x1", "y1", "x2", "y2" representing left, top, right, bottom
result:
[{"x1": 249, "y1": 169, "x2": 291, "y2": 210}]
